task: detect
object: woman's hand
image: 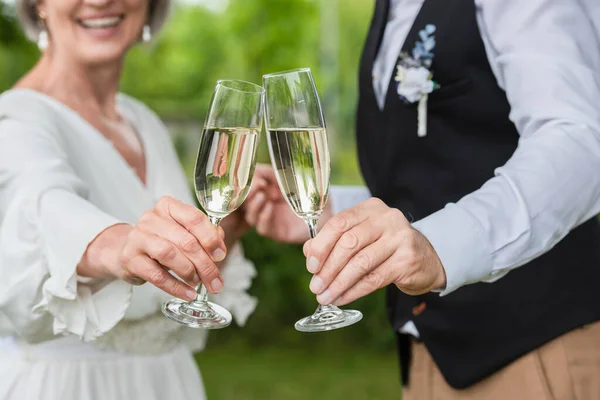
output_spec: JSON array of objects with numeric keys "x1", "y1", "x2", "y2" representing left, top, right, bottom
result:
[
  {"x1": 304, "y1": 198, "x2": 447, "y2": 306},
  {"x1": 80, "y1": 196, "x2": 228, "y2": 301},
  {"x1": 242, "y1": 164, "x2": 333, "y2": 244}
]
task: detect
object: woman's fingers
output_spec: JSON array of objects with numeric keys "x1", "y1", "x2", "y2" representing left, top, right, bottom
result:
[
  {"x1": 253, "y1": 164, "x2": 278, "y2": 185},
  {"x1": 252, "y1": 165, "x2": 282, "y2": 201},
  {"x1": 255, "y1": 201, "x2": 275, "y2": 236},
  {"x1": 154, "y1": 196, "x2": 226, "y2": 262},
  {"x1": 244, "y1": 190, "x2": 267, "y2": 226},
  {"x1": 138, "y1": 213, "x2": 227, "y2": 287},
  {"x1": 123, "y1": 254, "x2": 198, "y2": 301},
  {"x1": 125, "y1": 229, "x2": 198, "y2": 284},
  {"x1": 120, "y1": 231, "x2": 198, "y2": 300}
]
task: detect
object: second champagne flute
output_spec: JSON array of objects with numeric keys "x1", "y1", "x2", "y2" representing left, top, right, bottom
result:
[
  {"x1": 263, "y1": 68, "x2": 363, "y2": 332},
  {"x1": 162, "y1": 79, "x2": 264, "y2": 329}
]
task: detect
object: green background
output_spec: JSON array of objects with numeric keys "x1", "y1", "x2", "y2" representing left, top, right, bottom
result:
[{"x1": 0, "y1": 1, "x2": 402, "y2": 398}]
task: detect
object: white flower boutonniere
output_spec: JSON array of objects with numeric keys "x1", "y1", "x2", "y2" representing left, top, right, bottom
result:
[{"x1": 395, "y1": 24, "x2": 440, "y2": 137}]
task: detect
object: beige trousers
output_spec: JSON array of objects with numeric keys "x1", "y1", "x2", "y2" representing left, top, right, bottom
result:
[{"x1": 403, "y1": 322, "x2": 600, "y2": 400}]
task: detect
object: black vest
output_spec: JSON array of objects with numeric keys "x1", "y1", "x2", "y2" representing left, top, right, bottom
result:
[{"x1": 357, "y1": 0, "x2": 600, "y2": 389}]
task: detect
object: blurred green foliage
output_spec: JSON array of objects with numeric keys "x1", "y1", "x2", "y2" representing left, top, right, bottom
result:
[
  {"x1": 196, "y1": 340, "x2": 401, "y2": 399},
  {"x1": 0, "y1": 0, "x2": 397, "y2": 352}
]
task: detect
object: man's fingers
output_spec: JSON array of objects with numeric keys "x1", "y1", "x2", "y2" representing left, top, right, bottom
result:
[
  {"x1": 309, "y1": 218, "x2": 383, "y2": 296},
  {"x1": 316, "y1": 238, "x2": 395, "y2": 304},
  {"x1": 305, "y1": 198, "x2": 386, "y2": 274},
  {"x1": 330, "y1": 262, "x2": 395, "y2": 307}
]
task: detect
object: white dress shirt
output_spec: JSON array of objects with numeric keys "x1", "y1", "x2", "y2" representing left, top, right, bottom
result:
[{"x1": 331, "y1": 0, "x2": 600, "y2": 301}]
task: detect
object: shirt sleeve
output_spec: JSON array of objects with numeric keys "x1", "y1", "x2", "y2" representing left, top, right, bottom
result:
[
  {"x1": 0, "y1": 119, "x2": 132, "y2": 343},
  {"x1": 330, "y1": 185, "x2": 372, "y2": 214},
  {"x1": 413, "y1": 0, "x2": 600, "y2": 295}
]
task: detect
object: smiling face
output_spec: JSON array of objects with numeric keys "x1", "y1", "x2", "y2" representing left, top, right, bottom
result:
[{"x1": 38, "y1": 0, "x2": 149, "y2": 66}]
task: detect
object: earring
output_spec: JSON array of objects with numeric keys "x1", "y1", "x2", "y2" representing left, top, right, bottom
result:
[
  {"x1": 37, "y1": 12, "x2": 48, "y2": 51},
  {"x1": 37, "y1": 29, "x2": 48, "y2": 51},
  {"x1": 142, "y1": 25, "x2": 151, "y2": 42}
]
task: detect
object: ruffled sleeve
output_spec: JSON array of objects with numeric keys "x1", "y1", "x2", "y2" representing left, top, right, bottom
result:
[
  {"x1": 0, "y1": 119, "x2": 132, "y2": 343},
  {"x1": 179, "y1": 241, "x2": 257, "y2": 353},
  {"x1": 211, "y1": 242, "x2": 257, "y2": 326}
]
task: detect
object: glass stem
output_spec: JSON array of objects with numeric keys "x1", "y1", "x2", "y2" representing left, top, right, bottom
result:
[
  {"x1": 315, "y1": 304, "x2": 341, "y2": 315},
  {"x1": 305, "y1": 217, "x2": 319, "y2": 239},
  {"x1": 209, "y1": 216, "x2": 223, "y2": 226},
  {"x1": 194, "y1": 215, "x2": 223, "y2": 303},
  {"x1": 197, "y1": 284, "x2": 209, "y2": 302},
  {"x1": 305, "y1": 217, "x2": 339, "y2": 313}
]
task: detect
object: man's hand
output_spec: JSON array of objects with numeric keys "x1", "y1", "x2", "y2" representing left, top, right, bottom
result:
[{"x1": 303, "y1": 198, "x2": 447, "y2": 306}]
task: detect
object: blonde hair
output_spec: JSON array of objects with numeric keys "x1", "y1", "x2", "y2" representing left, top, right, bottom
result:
[{"x1": 15, "y1": 0, "x2": 171, "y2": 42}]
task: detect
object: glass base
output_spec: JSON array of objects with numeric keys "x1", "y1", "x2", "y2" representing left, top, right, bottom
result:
[
  {"x1": 295, "y1": 305, "x2": 363, "y2": 332},
  {"x1": 162, "y1": 299, "x2": 232, "y2": 329}
]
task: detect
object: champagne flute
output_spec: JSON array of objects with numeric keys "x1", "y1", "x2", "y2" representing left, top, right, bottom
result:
[
  {"x1": 262, "y1": 68, "x2": 363, "y2": 332},
  {"x1": 162, "y1": 79, "x2": 264, "y2": 329}
]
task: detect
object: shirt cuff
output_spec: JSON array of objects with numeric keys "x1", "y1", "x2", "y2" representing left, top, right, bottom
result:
[
  {"x1": 329, "y1": 185, "x2": 372, "y2": 214},
  {"x1": 412, "y1": 204, "x2": 498, "y2": 296}
]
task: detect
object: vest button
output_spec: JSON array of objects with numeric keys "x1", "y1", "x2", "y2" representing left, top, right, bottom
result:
[{"x1": 412, "y1": 302, "x2": 427, "y2": 316}]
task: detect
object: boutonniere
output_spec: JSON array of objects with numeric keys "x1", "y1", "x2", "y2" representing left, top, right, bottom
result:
[{"x1": 395, "y1": 24, "x2": 440, "y2": 137}]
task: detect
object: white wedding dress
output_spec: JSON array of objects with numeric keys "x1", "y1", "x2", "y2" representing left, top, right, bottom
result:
[{"x1": 0, "y1": 89, "x2": 258, "y2": 400}]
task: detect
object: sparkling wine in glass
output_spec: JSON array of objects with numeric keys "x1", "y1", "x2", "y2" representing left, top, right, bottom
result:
[
  {"x1": 263, "y1": 68, "x2": 363, "y2": 332},
  {"x1": 162, "y1": 79, "x2": 264, "y2": 329}
]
